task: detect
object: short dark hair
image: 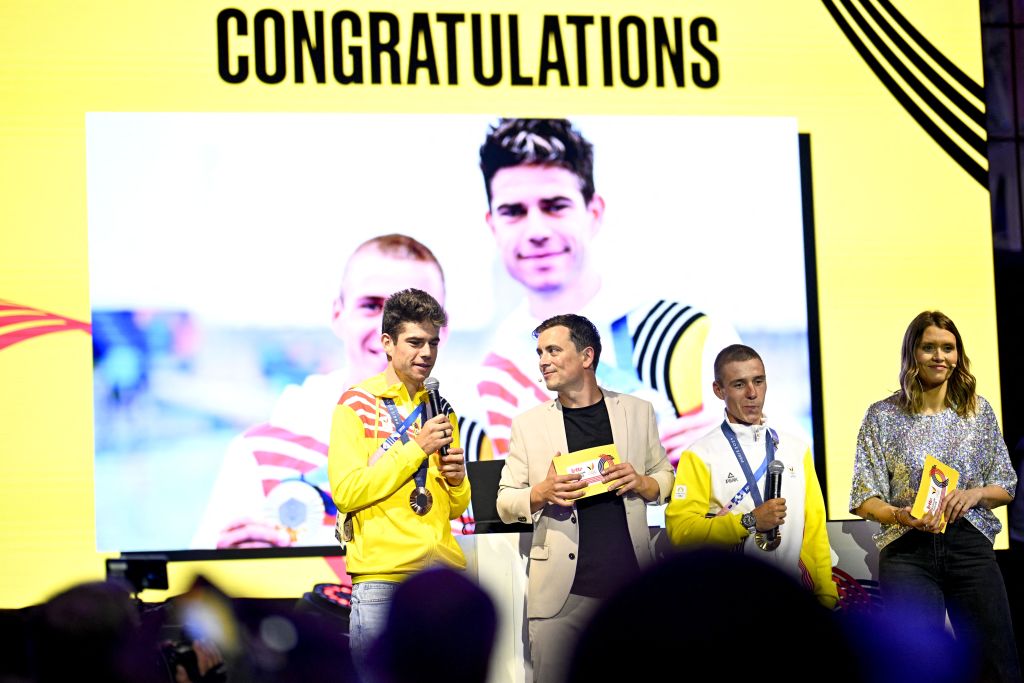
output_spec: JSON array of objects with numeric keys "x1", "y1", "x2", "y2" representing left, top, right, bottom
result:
[
  {"x1": 381, "y1": 288, "x2": 447, "y2": 340},
  {"x1": 480, "y1": 118, "x2": 596, "y2": 206},
  {"x1": 713, "y1": 344, "x2": 764, "y2": 384},
  {"x1": 533, "y1": 314, "x2": 602, "y2": 370}
]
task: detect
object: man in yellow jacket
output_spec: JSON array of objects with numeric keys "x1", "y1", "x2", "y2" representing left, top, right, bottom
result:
[
  {"x1": 665, "y1": 344, "x2": 837, "y2": 609},
  {"x1": 328, "y1": 288, "x2": 471, "y2": 668}
]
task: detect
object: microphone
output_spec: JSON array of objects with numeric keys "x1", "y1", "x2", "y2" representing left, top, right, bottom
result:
[
  {"x1": 764, "y1": 459, "x2": 784, "y2": 543},
  {"x1": 423, "y1": 377, "x2": 448, "y2": 456}
]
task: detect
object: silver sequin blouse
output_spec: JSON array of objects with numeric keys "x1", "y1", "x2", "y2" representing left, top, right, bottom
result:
[{"x1": 849, "y1": 394, "x2": 1017, "y2": 550}]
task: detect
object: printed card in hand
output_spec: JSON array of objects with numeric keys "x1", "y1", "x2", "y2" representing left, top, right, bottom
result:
[
  {"x1": 911, "y1": 455, "x2": 960, "y2": 533},
  {"x1": 553, "y1": 444, "x2": 621, "y2": 499}
]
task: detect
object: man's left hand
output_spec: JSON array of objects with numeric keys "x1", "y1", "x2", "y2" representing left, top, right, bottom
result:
[
  {"x1": 439, "y1": 447, "x2": 466, "y2": 487},
  {"x1": 601, "y1": 463, "x2": 656, "y2": 501}
]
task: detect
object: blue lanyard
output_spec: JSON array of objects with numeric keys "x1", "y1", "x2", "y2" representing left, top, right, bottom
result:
[
  {"x1": 382, "y1": 398, "x2": 427, "y2": 487},
  {"x1": 381, "y1": 398, "x2": 423, "y2": 446},
  {"x1": 720, "y1": 421, "x2": 776, "y2": 508}
]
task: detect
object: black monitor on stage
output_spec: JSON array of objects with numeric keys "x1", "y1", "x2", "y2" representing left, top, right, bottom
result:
[{"x1": 467, "y1": 460, "x2": 532, "y2": 535}]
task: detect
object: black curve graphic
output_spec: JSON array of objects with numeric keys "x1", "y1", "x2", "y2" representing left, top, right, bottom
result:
[
  {"x1": 840, "y1": 0, "x2": 984, "y2": 155},
  {"x1": 878, "y1": 0, "x2": 985, "y2": 101},
  {"x1": 862, "y1": 0, "x2": 984, "y2": 126},
  {"x1": 823, "y1": 0, "x2": 987, "y2": 186}
]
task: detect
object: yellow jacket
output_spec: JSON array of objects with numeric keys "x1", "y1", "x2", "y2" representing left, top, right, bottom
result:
[{"x1": 328, "y1": 372, "x2": 471, "y2": 582}]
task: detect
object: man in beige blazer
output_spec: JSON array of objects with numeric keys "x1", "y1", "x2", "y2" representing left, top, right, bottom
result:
[{"x1": 496, "y1": 314, "x2": 675, "y2": 683}]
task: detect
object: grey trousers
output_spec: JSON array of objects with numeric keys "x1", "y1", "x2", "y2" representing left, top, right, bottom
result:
[{"x1": 528, "y1": 593, "x2": 603, "y2": 683}]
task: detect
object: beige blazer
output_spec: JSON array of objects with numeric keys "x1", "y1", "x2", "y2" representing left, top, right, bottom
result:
[{"x1": 496, "y1": 388, "x2": 675, "y2": 619}]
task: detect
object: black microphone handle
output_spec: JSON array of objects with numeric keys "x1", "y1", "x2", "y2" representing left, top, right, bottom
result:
[
  {"x1": 425, "y1": 389, "x2": 443, "y2": 420},
  {"x1": 425, "y1": 388, "x2": 448, "y2": 456},
  {"x1": 765, "y1": 489, "x2": 778, "y2": 540},
  {"x1": 764, "y1": 461, "x2": 784, "y2": 542}
]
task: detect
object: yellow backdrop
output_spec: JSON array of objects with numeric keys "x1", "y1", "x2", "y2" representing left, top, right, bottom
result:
[{"x1": 0, "y1": 0, "x2": 1002, "y2": 606}]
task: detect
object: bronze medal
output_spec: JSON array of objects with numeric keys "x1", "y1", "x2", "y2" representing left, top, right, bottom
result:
[
  {"x1": 409, "y1": 486, "x2": 433, "y2": 516},
  {"x1": 754, "y1": 531, "x2": 781, "y2": 552}
]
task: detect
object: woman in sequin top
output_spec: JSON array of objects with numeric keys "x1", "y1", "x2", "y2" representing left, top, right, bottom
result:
[{"x1": 849, "y1": 311, "x2": 1019, "y2": 683}]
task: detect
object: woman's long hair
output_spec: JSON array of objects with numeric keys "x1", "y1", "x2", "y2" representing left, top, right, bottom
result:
[{"x1": 896, "y1": 311, "x2": 977, "y2": 417}]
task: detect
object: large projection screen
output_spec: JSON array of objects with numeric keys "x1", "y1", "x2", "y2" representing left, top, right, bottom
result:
[{"x1": 86, "y1": 113, "x2": 814, "y2": 554}]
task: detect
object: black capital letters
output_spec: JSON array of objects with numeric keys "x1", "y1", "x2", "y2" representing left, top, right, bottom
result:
[
  {"x1": 217, "y1": 9, "x2": 248, "y2": 83},
  {"x1": 254, "y1": 9, "x2": 286, "y2": 84}
]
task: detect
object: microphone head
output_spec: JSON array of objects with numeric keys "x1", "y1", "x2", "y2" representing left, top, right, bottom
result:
[
  {"x1": 424, "y1": 377, "x2": 440, "y2": 393},
  {"x1": 767, "y1": 459, "x2": 785, "y2": 475}
]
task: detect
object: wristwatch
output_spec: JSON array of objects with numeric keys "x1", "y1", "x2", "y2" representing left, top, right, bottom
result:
[{"x1": 741, "y1": 512, "x2": 757, "y2": 535}]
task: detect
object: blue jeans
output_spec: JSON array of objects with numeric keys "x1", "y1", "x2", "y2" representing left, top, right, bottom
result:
[
  {"x1": 880, "y1": 519, "x2": 1022, "y2": 683},
  {"x1": 349, "y1": 581, "x2": 399, "y2": 676}
]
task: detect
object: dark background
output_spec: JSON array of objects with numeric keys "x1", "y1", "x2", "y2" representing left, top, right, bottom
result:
[{"x1": 982, "y1": 0, "x2": 1024, "y2": 664}]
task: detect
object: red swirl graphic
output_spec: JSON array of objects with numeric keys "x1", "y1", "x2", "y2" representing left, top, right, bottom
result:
[
  {"x1": 929, "y1": 465, "x2": 949, "y2": 489},
  {"x1": 0, "y1": 299, "x2": 91, "y2": 351}
]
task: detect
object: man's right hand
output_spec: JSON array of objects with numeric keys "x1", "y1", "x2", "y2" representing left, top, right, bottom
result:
[
  {"x1": 529, "y1": 458, "x2": 585, "y2": 513},
  {"x1": 414, "y1": 414, "x2": 455, "y2": 455},
  {"x1": 752, "y1": 498, "x2": 787, "y2": 532},
  {"x1": 216, "y1": 518, "x2": 292, "y2": 549}
]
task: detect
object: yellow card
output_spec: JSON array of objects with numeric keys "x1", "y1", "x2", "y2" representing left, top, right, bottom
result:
[
  {"x1": 553, "y1": 444, "x2": 621, "y2": 499},
  {"x1": 911, "y1": 455, "x2": 960, "y2": 533}
]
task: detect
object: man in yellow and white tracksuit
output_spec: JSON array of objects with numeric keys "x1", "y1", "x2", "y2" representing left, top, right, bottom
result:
[{"x1": 666, "y1": 344, "x2": 837, "y2": 609}]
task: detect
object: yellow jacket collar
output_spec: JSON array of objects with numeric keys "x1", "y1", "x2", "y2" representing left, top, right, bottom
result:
[{"x1": 360, "y1": 371, "x2": 427, "y2": 403}]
